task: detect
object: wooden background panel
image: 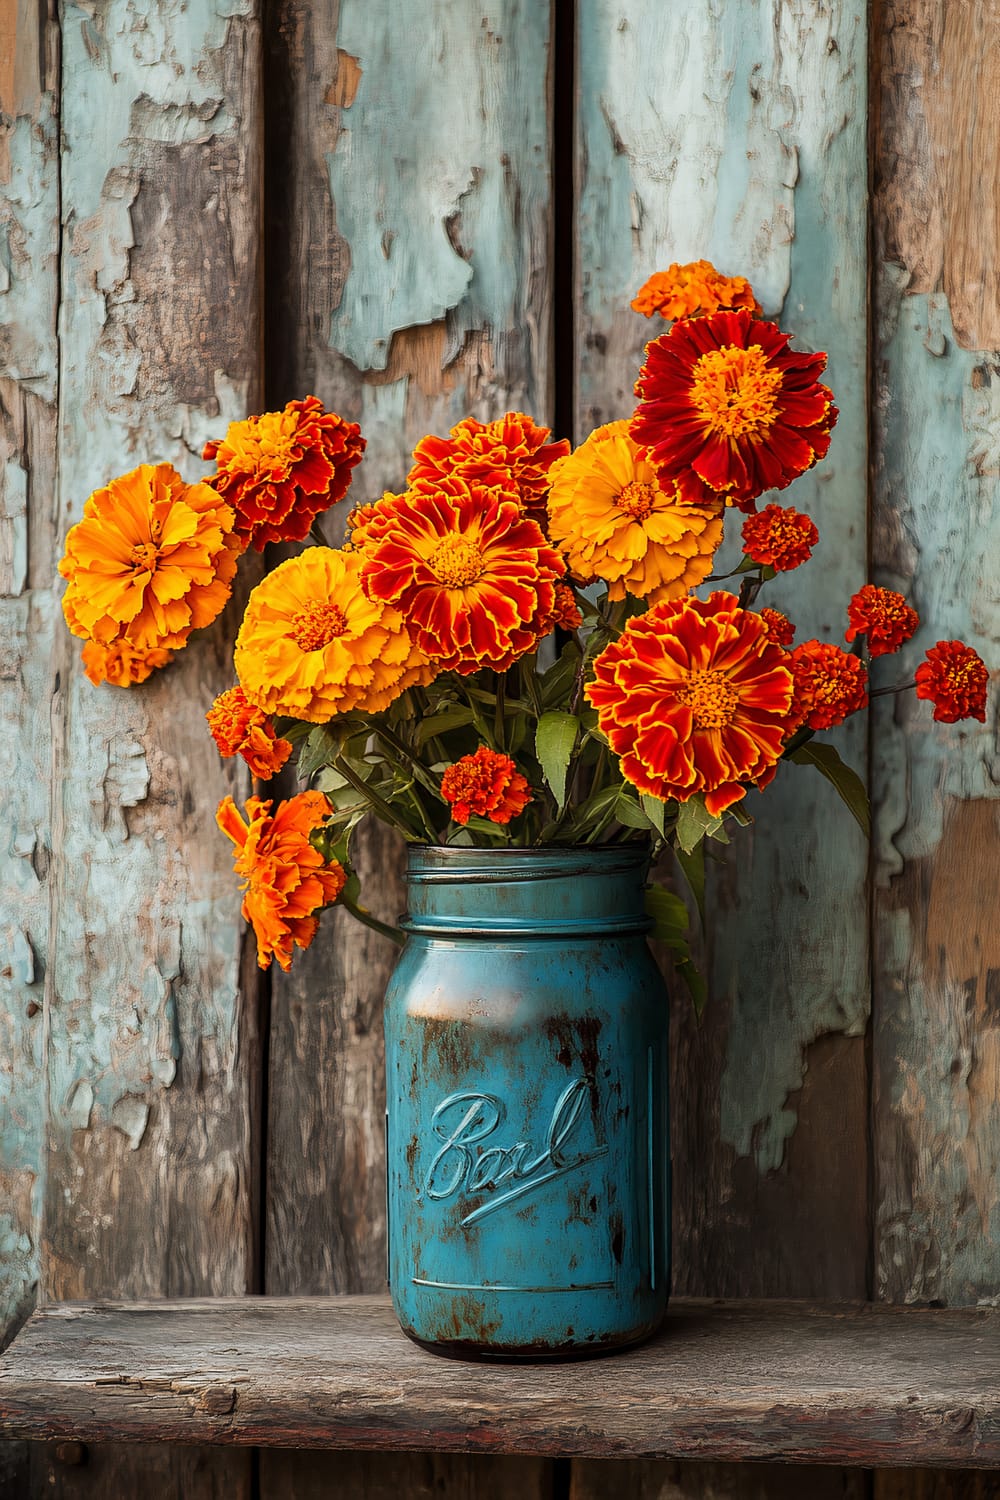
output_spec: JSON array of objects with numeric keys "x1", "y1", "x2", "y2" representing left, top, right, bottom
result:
[
  {"x1": 575, "y1": 0, "x2": 870, "y2": 1301},
  {"x1": 570, "y1": 1462, "x2": 866, "y2": 1499},
  {"x1": 262, "y1": 3, "x2": 555, "y2": 1496},
  {"x1": 24, "y1": 0, "x2": 266, "y2": 1494},
  {"x1": 871, "y1": 0, "x2": 1000, "y2": 1311},
  {"x1": 0, "y1": 0, "x2": 59, "y2": 1355}
]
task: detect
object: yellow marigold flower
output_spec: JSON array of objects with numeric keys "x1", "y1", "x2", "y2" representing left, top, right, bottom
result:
[
  {"x1": 631, "y1": 260, "x2": 760, "y2": 321},
  {"x1": 234, "y1": 546, "x2": 430, "y2": 723},
  {"x1": 80, "y1": 639, "x2": 174, "y2": 687},
  {"x1": 59, "y1": 463, "x2": 239, "y2": 652},
  {"x1": 546, "y1": 421, "x2": 724, "y2": 602}
]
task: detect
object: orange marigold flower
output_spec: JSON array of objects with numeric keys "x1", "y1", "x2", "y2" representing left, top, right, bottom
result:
[
  {"x1": 441, "y1": 747, "x2": 532, "y2": 826},
  {"x1": 788, "y1": 640, "x2": 868, "y2": 731},
  {"x1": 81, "y1": 639, "x2": 174, "y2": 687},
  {"x1": 235, "y1": 546, "x2": 431, "y2": 722},
  {"x1": 207, "y1": 686, "x2": 293, "y2": 780},
  {"x1": 59, "y1": 463, "x2": 239, "y2": 652},
  {"x1": 631, "y1": 260, "x2": 760, "y2": 322},
  {"x1": 586, "y1": 591, "x2": 794, "y2": 815},
  {"x1": 759, "y1": 607, "x2": 795, "y2": 647},
  {"x1": 216, "y1": 791, "x2": 346, "y2": 972},
  {"x1": 204, "y1": 395, "x2": 365, "y2": 551},
  {"x1": 408, "y1": 413, "x2": 569, "y2": 523},
  {"x1": 741, "y1": 503, "x2": 818, "y2": 571},
  {"x1": 547, "y1": 420, "x2": 724, "y2": 602},
  {"x1": 357, "y1": 477, "x2": 565, "y2": 675},
  {"x1": 548, "y1": 582, "x2": 583, "y2": 632},
  {"x1": 631, "y1": 308, "x2": 838, "y2": 512},
  {"x1": 845, "y1": 584, "x2": 919, "y2": 658},
  {"x1": 914, "y1": 640, "x2": 989, "y2": 723}
]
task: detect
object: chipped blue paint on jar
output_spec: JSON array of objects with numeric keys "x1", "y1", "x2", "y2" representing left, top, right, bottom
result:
[{"x1": 384, "y1": 843, "x2": 670, "y2": 1359}]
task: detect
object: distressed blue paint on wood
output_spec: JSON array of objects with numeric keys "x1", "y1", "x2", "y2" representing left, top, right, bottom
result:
[
  {"x1": 0, "y1": 0, "x2": 60, "y2": 1349},
  {"x1": 576, "y1": 1, "x2": 869, "y2": 1220},
  {"x1": 328, "y1": 2, "x2": 552, "y2": 380},
  {"x1": 872, "y1": 287, "x2": 1000, "y2": 1305},
  {"x1": 45, "y1": 0, "x2": 262, "y2": 1319}
]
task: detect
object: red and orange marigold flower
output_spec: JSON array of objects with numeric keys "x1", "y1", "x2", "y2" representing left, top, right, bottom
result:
[
  {"x1": 357, "y1": 477, "x2": 565, "y2": 675},
  {"x1": 441, "y1": 747, "x2": 532, "y2": 826},
  {"x1": 586, "y1": 592, "x2": 795, "y2": 815},
  {"x1": 207, "y1": 686, "x2": 293, "y2": 780},
  {"x1": 547, "y1": 582, "x2": 583, "y2": 632},
  {"x1": 235, "y1": 546, "x2": 430, "y2": 722},
  {"x1": 631, "y1": 260, "x2": 759, "y2": 322},
  {"x1": 914, "y1": 641, "x2": 989, "y2": 723},
  {"x1": 60, "y1": 463, "x2": 239, "y2": 653},
  {"x1": 631, "y1": 308, "x2": 837, "y2": 512},
  {"x1": 204, "y1": 396, "x2": 365, "y2": 551},
  {"x1": 759, "y1": 607, "x2": 795, "y2": 647},
  {"x1": 408, "y1": 413, "x2": 569, "y2": 523},
  {"x1": 788, "y1": 640, "x2": 868, "y2": 731},
  {"x1": 546, "y1": 421, "x2": 724, "y2": 602},
  {"x1": 217, "y1": 791, "x2": 346, "y2": 972},
  {"x1": 741, "y1": 504, "x2": 818, "y2": 572},
  {"x1": 845, "y1": 585, "x2": 919, "y2": 658}
]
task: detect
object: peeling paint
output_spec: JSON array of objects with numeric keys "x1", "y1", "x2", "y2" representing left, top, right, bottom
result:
[{"x1": 326, "y1": 2, "x2": 550, "y2": 375}]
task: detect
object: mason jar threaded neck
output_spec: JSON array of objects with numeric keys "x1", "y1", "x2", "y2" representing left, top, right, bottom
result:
[{"x1": 401, "y1": 843, "x2": 653, "y2": 937}]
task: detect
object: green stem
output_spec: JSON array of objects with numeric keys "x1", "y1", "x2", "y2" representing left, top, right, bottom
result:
[
  {"x1": 870, "y1": 679, "x2": 916, "y2": 698},
  {"x1": 494, "y1": 673, "x2": 506, "y2": 752},
  {"x1": 334, "y1": 755, "x2": 419, "y2": 840},
  {"x1": 340, "y1": 892, "x2": 406, "y2": 947}
]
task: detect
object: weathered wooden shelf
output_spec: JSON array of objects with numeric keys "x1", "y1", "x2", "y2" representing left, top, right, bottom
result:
[{"x1": 1, "y1": 1296, "x2": 998, "y2": 1467}]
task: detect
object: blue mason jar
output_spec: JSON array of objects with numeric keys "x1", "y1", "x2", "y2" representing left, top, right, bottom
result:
[{"x1": 384, "y1": 843, "x2": 670, "y2": 1358}]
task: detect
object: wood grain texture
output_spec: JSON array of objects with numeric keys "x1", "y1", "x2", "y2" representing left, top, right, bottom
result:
[
  {"x1": 575, "y1": 0, "x2": 870, "y2": 1295},
  {"x1": 22, "y1": 1, "x2": 267, "y2": 1493},
  {"x1": 0, "y1": 0, "x2": 59, "y2": 1356},
  {"x1": 871, "y1": 0, "x2": 1000, "y2": 1310},
  {"x1": 570, "y1": 1461, "x2": 866, "y2": 1499},
  {"x1": 4, "y1": 1297, "x2": 1000, "y2": 1466},
  {"x1": 262, "y1": 7, "x2": 554, "y2": 1493}
]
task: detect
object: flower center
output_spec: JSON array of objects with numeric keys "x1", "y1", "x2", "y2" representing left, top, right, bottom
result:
[
  {"x1": 429, "y1": 535, "x2": 485, "y2": 588},
  {"x1": 289, "y1": 600, "x2": 348, "y2": 651},
  {"x1": 129, "y1": 542, "x2": 160, "y2": 573},
  {"x1": 689, "y1": 344, "x2": 783, "y2": 440},
  {"x1": 616, "y1": 480, "x2": 657, "y2": 520},
  {"x1": 677, "y1": 668, "x2": 739, "y2": 729}
]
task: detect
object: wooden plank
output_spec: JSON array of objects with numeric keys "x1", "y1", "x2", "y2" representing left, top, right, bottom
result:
[
  {"x1": 871, "y1": 10, "x2": 1000, "y2": 1500},
  {"x1": 575, "y1": 0, "x2": 871, "y2": 1301},
  {"x1": 35, "y1": 0, "x2": 267, "y2": 1493},
  {"x1": 4, "y1": 1297, "x2": 1000, "y2": 1466},
  {"x1": 261, "y1": 4, "x2": 554, "y2": 1495},
  {"x1": 871, "y1": 0, "x2": 1000, "y2": 1313},
  {"x1": 570, "y1": 1462, "x2": 869, "y2": 1499},
  {"x1": 0, "y1": 0, "x2": 59, "y2": 1356}
]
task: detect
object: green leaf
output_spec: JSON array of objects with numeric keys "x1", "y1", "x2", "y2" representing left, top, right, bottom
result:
[
  {"x1": 790, "y1": 741, "x2": 870, "y2": 835},
  {"x1": 297, "y1": 721, "x2": 360, "y2": 781},
  {"x1": 675, "y1": 795, "x2": 723, "y2": 855},
  {"x1": 644, "y1": 883, "x2": 689, "y2": 943},
  {"x1": 614, "y1": 792, "x2": 656, "y2": 830},
  {"x1": 539, "y1": 642, "x2": 580, "y2": 709},
  {"x1": 535, "y1": 711, "x2": 580, "y2": 811},
  {"x1": 674, "y1": 956, "x2": 708, "y2": 1018},
  {"x1": 640, "y1": 793, "x2": 666, "y2": 836},
  {"x1": 414, "y1": 706, "x2": 474, "y2": 747},
  {"x1": 673, "y1": 842, "x2": 705, "y2": 926}
]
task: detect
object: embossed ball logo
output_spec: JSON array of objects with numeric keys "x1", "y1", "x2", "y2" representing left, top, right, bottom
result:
[{"x1": 421, "y1": 1078, "x2": 608, "y2": 1226}]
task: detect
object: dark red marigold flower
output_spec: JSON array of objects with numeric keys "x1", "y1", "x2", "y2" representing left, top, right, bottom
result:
[
  {"x1": 914, "y1": 640, "x2": 989, "y2": 723},
  {"x1": 845, "y1": 584, "x2": 919, "y2": 658},
  {"x1": 441, "y1": 747, "x2": 532, "y2": 826},
  {"x1": 741, "y1": 504, "x2": 818, "y2": 572},
  {"x1": 204, "y1": 396, "x2": 365, "y2": 551},
  {"x1": 759, "y1": 607, "x2": 796, "y2": 646},
  {"x1": 631, "y1": 308, "x2": 837, "y2": 512},
  {"x1": 789, "y1": 640, "x2": 868, "y2": 731}
]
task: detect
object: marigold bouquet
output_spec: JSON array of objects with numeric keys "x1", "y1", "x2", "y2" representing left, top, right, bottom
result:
[{"x1": 58, "y1": 260, "x2": 991, "y2": 994}]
